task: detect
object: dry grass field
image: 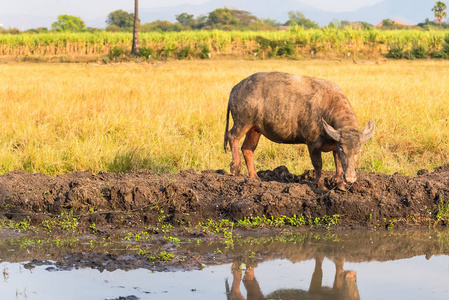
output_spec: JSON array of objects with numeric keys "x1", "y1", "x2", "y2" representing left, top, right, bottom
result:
[{"x1": 0, "y1": 59, "x2": 448, "y2": 176}]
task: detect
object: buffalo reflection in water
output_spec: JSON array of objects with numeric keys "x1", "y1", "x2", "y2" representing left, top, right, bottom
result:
[{"x1": 226, "y1": 255, "x2": 360, "y2": 300}]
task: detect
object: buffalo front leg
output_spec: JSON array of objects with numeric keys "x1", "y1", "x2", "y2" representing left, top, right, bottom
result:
[
  {"x1": 241, "y1": 128, "x2": 261, "y2": 179},
  {"x1": 333, "y1": 151, "x2": 346, "y2": 191},
  {"x1": 308, "y1": 146, "x2": 325, "y2": 189}
]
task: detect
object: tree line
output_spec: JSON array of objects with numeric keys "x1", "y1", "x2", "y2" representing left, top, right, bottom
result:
[{"x1": 2, "y1": 2, "x2": 449, "y2": 34}]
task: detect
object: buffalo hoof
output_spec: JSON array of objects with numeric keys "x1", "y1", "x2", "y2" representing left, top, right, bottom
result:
[
  {"x1": 336, "y1": 182, "x2": 347, "y2": 191},
  {"x1": 230, "y1": 164, "x2": 241, "y2": 176},
  {"x1": 313, "y1": 179, "x2": 327, "y2": 190},
  {"x1": 249, "y1": 174, "x2": 260, "y2": 180}
]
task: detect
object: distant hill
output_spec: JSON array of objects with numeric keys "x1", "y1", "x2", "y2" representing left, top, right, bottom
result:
[
  {"x1": 330, "y1": 0, "x2": 437, "y2": 25},
  {"x1": 139, "y1": 0, "x2": 438, "y2": 26}
]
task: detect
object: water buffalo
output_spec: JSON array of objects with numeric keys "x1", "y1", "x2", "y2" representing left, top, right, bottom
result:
[{"x1": 224, "y1": 72, "x2": 375, "y2": 189}]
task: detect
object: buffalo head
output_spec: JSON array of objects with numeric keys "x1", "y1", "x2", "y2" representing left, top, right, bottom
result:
[{"x1": 322, "y1": 119, "x2": 375, "y2": 184}]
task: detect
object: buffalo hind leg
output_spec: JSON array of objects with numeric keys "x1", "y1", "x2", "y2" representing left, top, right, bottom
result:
[
  {"x1": 242, "y1": 128, "x2": 261, "y2": 179},
  {"x1": 227, "y1": 125, "x2": 250, "y2": 176}
]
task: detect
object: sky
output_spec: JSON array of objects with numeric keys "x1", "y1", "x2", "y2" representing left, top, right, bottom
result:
[{"x1": 0, "y1": 0, "x2": 384, "y2": 29}]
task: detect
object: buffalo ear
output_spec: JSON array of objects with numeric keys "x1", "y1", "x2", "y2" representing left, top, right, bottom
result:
[
  {"x1": 322, "y1": 118, "x2": 341, "y2": 142},
  {"x1": 360, "y1": 120, "x2": 375, "y2": 143}
]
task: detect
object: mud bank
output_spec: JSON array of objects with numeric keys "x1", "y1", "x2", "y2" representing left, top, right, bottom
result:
[{"x1": 1, "y1": 164, "x2": 448, "y2": 233}]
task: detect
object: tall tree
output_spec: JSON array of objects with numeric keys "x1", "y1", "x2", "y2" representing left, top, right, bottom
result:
[
  {"x1": 176, "y1": 13, "x2": 195, "y2": 27},
  {"x1": 285, "y1": 11, "x2": 319, "y2": 29},
  {"x1": 229, "y1": 9, "x2": 257, "y2": 26},
  {"x1": 206, "y1": 8, "x2": 238, "y2": 26},
  {"x1": 51, "y1": 15, "x2": 86, "y2": 32},
  {"x1": 106, "y1": 10, "x2": 134, "y2": 28},
  {"x1": 432, "y1": 1, "x2": 447, "y2": 22},
  {"x1": 131, "y1": 0, "x2": 140, "y2": 55}
]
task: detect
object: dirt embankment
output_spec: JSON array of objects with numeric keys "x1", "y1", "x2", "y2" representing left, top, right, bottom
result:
[{"x1": 0, "y1": 165, "x2": 448, "y2": 232}]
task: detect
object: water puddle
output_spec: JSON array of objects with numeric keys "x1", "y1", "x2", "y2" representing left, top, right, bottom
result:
[{"x1": 1, "y1": 230, "x2": 449, "y2": 299}]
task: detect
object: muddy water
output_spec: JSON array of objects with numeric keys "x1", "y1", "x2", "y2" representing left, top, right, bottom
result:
[{"x1": 1, "y1": 230, "x2": 449, "y2": 300}]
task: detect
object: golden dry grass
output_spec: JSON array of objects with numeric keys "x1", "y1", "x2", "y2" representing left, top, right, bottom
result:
[{"x1": 0, "y1": 59, "x2": 447, "y2": 176}]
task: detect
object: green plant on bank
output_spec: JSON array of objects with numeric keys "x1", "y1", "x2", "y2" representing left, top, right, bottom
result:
[
  {"x1": 59, "y1": 214, "x2": 78, "y2": 230},
  {"x1": 164, "y1": 236, "x2": 180, "y2": 245},
  {"x1": 434, "y1": 194, "x2": 449, "y2": 225},
  {"x1": 0, "y1": 217, "x2": 31, "y2": 232},
  {"x1": 89, "y1": 223, "x2": 97, "y2": 234},
  {"x1": 223, "y1": 227, "x2": 234, "y2": 248},
  {"x1": 387, "y1": 219, "x2": 395, "y2": 231},
  {"x1": 138, "y1": 248, "x2": 147, "y2": 256},
  {"x1": 123, "y1": 232, "x2": 133, "y2": 241},
  {"x1": 194, "y1": 214, "x2": 340, "y2": 233},
  {"x1": 157, "y1": 210, "x2": 174, "y2": 233},
  {"x1": 41, "y1": 219, "x2": 57, "y2": 232},
  {"x1": 149, "y1": 251, "x2": 174, "y2": 262}
]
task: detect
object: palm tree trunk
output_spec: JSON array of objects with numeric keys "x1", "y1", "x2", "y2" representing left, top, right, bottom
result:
[{"x1": 131, "y1": 0, "x2": 140, "y2": 55}]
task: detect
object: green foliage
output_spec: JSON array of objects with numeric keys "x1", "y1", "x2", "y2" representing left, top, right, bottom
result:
[
  {"x1": 195, "y1": 214, "x2": 339, "y2": 231},
  {"x1": 140, "y1": 21, "x2": 184, "y2": 33},
  {"x1": 0, "y1": 218, "x2": 31, "y2": 232},
  {"x1": 223, "y1": 228, "x2": 234, "y2": 248},
  {"x1": 138, "y1": 248, "x2": 147, "y2": 256},
  {"x1": 426, "y1": 33, "x2": 449, "y2": 57},
  {"x1": 178, "y1": 46, "x2": 192, "y2": 59},
  {"x1": 51, "y1": 15, "x2": 86, "y2": 32},
  {"x1": 157, "y1": 212, "x2": 174, "y2": 233},
  {"x1": 442, "y1": 34, "x2": 449, "y2": 53},
  {"x1": 432, "y1": 1, "x2": 447, "y2": 22},
  {"x1": 256, "y1": 36, "x2": 296, "y2": 57},
  {"x1": 136, "y1": 47, "x2": 153, "y2": 58},
  {"x1": 90, "y1": 223, "x2": 97, "y2": 234},
  {"x1": 15, "y1": 219, "x2": 30, "y2": 232},
  {"x1": 434, "y1": 194, "x2": 449, "y2": 225},
  {"x1": 149, "y1": 251, "x2": 174, "y2": 262},
  {"x1": 164, "y1": 236, "x2": 180, "y2": 245},
  {"x1": 286, "y1": 11, "x2": 319, "y2": 28},
  {"x1": 322, "y1": 214, "x2": 340, "y2": 229},
  {"x1": 108, "y1": 46, "x2": 127, "y2": 60},
  {"x1": 259, "y1": 18, "x2": 282, "y2": 27},
  {"x1": 176, "y1": 13, "x2": 195, "y2": 27},
  {"x1": 199, "y1": 44, "x2": 210, "y2": 59},
  {"x1": 386, "y1": 42, "x2": 405, "y2": 58},
  {"x1": 381, "y1": 19, "x2": 406, "y2": 30},
  {"x1": 42, "y1": 220, "x2": 56, "y2": 232},
  {"x1": 106, "y1": 10, "x2": 135, "y2": 29},
  {"x1": 4, "y1": 29, "x2": 449, "y2": 61},
  {"x1": 59, "y1": 215, "x2": 78, "y2": 230},
  {"x1": 277, "y1": 41, "x2": 295, "y2": 56},
  {"x1": 206, "y1": 8, "x2": 239, "y2": 27},
  {"x1": 229, "y1": 9, "x2": 258, "y2": 26},
  {"x1": 410, "y1": 43, "x2": 427, "y2": 59}
]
